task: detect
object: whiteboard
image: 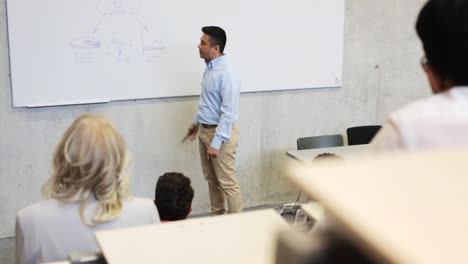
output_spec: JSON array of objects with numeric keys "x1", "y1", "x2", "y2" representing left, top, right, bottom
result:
[{"x1": 6, "y1": 0, "x2": 344, "y2": 107}]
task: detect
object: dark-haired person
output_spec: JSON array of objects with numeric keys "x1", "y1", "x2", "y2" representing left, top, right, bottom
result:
[
  {"x1": 313, "y1": 153, "x2": 344, "y2": 163},
  {"x1": 154, "y1": 172, "x2": 194, "y2": 221},
  {"x1": 185, "y1": 26, "x2": 243, "y2": 215},
  {"x1": 369, "y1": 0, "x2": 468, "y2": 151}
]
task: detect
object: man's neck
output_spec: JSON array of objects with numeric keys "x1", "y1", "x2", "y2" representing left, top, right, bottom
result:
[{"x1": 205, "y1": 53, "x2": 224, "y2": 63}]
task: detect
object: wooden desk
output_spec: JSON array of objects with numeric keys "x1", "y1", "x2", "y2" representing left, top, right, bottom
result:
[
  {"x1": 95, "y1": 209, "x2": 290, "y2": 264},
  {"x1": 286, "y1": 145, "x2": 367, "y2": 163},
  {"x1": 285, "y1": 148, "x2": 468, "y2": 263}
]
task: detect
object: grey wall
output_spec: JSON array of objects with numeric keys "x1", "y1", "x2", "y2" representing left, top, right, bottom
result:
[{"x1": 0, "y1": 0, "x2": 429, "y2": 262}]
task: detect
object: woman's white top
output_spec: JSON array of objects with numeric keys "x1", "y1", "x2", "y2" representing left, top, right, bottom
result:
[{"x1": 16, "y1": 197, "x2": 159, "y2": 264}]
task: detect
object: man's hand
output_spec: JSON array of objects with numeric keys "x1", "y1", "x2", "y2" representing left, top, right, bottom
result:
[
  {"x1": 187, "y1": 124, "x2": 199, "y2": 142},
  {"x1": 207, "y1": 147, "x2": 219, "y2": 159}
]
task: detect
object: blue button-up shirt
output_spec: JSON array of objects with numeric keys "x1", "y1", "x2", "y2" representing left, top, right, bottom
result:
[{"x1": 193, "y1": 55, "x2": 240, "y2": 149}]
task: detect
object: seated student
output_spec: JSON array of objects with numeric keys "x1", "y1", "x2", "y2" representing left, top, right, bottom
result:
[
  {"x1": 15, "y1": 114, "x2": 160, "y2": 264},
  {"x1": 281, "y1": 153, "x2": 344, "y2": 218},
  {"x1": 154, "y1": 172, "x2": 194, "y2": 221},
  {"x1": 369, "y1": 0, "x2": 468, "y2": 151},
  {"x1": 312, "y1": 153, "x2": 344, "y2": 163},
  {"x1": 301, "y1": 230, "x2": 378, "y2": 264}
]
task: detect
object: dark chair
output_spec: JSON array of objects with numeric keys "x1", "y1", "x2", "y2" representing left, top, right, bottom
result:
[
  {"x1": 296, "y1": 134, "x2": 344, "y2": 150},
  {"x1": 346, "y1": 125, "x2": 382, "y2": 145}
]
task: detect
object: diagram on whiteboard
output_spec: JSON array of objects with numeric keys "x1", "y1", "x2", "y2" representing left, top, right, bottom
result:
[{"x1": 69, "y1": 0, "x2": 167, "y2": 64}]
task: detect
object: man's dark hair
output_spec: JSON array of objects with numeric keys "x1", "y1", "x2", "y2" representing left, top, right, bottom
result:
[
  {"x1": 154, "y1": 172, "x2": 194, "y2": 221},
  {"x1": 313, "y1": 153, "x2": 344, "y2": 162},
  {"x1": 202, "y1": 26, "x2": 227, "y2": 53},
  {"x1": 416, "y1": 0, "x2": 468, "y2": 85},
  {"x1": 303, "y1": 230, "x2": 378, "y2": 264}
]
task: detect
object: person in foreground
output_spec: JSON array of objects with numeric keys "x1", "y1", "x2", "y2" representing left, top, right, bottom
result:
[
  {"x1": 186, "y1": 26, "x2": 243, "y2": 215},
  {"x1": 16, "y1": 114, "x2": 160, "y2": 264},
  {"x1": 369, "y1": 0, "x2": 468, "y2": 151},
  {"x1": 154, "y1": 172, "x2": 194, "y2": 222}
]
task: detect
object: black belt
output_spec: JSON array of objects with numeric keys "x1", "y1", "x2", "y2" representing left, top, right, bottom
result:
[{"x1": 201, "y1": 123, "x2": 217, "y2": 129}]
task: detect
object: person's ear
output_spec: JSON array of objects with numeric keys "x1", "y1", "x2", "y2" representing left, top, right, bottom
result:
[
  {"x1": 425, "y1": 65, "x2": 448, "y2": 93},
  {"x1": 186, "y1": 206, "x2": 192, "y2": 219}
]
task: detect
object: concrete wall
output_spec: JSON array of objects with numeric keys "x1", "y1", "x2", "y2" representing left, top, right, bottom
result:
[{"x1": 0, "y1": 0, "x2": 429, "y2": 262}]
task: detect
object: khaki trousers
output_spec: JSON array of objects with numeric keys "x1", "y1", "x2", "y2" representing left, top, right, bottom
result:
[{"x1": 198, "y1": 125, "x2": 243, "y2": 215}]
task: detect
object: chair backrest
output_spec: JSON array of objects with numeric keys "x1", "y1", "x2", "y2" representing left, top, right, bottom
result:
[
  {"x1": 346, "y1": 125, "x2": 382, "y2": 145},
  {"x1": 297, "y1": 134, "x2": 344, "y2": 150}
]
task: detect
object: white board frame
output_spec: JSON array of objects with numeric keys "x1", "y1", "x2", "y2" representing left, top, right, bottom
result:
[{"x1": 6, "y1": 0, "x2": 344, "y2": 107}]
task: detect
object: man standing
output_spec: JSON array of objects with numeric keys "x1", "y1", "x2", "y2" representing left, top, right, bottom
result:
[{"x1": 186, "y1": 26, "x2": 242, "y2": 215}]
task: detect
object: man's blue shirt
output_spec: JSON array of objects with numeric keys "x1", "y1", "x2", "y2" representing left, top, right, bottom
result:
[{"x1": 194, "y1": 55, "x2": 240, "y2": 149}]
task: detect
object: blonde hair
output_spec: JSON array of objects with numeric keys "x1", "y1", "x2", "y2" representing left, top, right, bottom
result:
[{"x1": 42, "y1": 114, "x2": 130, "y2": 226}]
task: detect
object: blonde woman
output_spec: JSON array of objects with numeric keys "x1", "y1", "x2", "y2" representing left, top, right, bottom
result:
[{"x1": 15, "y1": 114, "x2": 159, "y2": 264}]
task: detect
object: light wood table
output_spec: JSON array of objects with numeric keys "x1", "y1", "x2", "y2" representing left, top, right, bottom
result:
[
  {"x1": 286, "y1": 144, "x2": 367, "y2": 163},
  {"x1": 285, "y1": 148, "x2": 468, "y2": 263},
  {"x1": 95, "y1": 209, "x2": 290, "y2": 264}
]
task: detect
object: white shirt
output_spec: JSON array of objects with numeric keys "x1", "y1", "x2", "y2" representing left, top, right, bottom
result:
[
  {"x1": 369, "y1": 87, "x2": 468, "y2": 152},
  {"x1": 16, "y1": 197, "x2": 159, "y2": 264}
]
